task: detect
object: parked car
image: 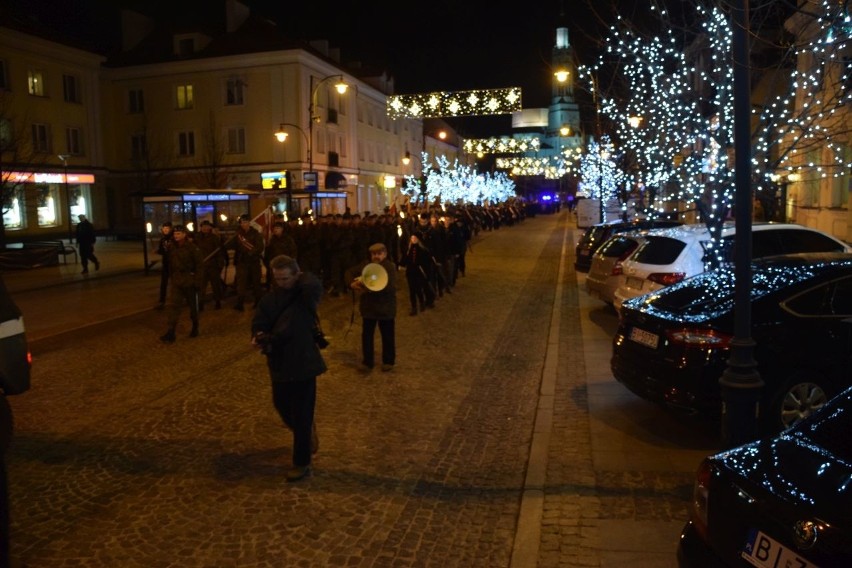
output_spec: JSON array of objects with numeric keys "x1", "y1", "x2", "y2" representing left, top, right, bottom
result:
[
  {"x1": 678, "y1": 384, "x2": 852, "y2": 567},
  {"x1": 585, "y1": 232, "x2": 646, "y2": 305},
  {"x1": 611, "y1": 252, "x2": 852, "y2": 434},
  {"x1": 1, "y1": 275, "x2": 31, "y2": 566},
  {"x1": 613, "y1": 222, "x2": 852, "y2": 310},
  {"x1": 574, "y1": 218, "x2": 681, "y2": 272}
]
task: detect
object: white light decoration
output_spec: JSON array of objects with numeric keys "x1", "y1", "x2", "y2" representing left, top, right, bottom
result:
[
  {"x1": 585, "y1": 0, "x2": 851, "y2": 264},
  {"x1": 463, "y1": 137, "x2": 541, "y2": 154},
  {"x1": 401, "y1": 154, "x2": 516, "y2": 204},
  {"x1": 578, "y1": 136, "x2": 624, "y2": 222},
  {"x1": 387, "y1": 87, "x2": 523, "y2": 119}
]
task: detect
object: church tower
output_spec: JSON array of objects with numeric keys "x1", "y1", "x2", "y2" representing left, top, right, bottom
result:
[{"x1": 547, "y1": 10, "x2": 582, "y2": 145}]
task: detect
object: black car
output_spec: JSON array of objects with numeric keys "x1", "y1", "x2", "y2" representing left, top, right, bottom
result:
[
  {"x1": 678, "y1": 384, "x2": 852, "y2": 567},
  {"x1": 574, "y1": 218, "x2": 681, "y2": 272},
  {"x1": 611, "y1": 252, "x2": 852, "y2": 434}
]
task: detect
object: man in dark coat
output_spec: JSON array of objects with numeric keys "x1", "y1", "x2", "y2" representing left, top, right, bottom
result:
[
  {"x1": 155, "y1": 222, "x2": 174, "y2": 308},
  {"x1": 252, "y1": 255, "x2": 326, "y2": 482},
  {"x1": 75, "y1": 214, "x2": 100, "y2": 274},
  {"x1": 347, "y1": 243, "x2": 397, "y2": 372},
  {"x1": 264, "y1": 222, "x2": 297, "y2": 289},
  {"x1": 160, "y1": 225, "x2": 204, "y2": 343},
  {"x1": 231, "y1": 214, "x2": 265, "y2": 311},
  {"x1": 193, "y1": 220, "x2": 228, "y2": 310}
]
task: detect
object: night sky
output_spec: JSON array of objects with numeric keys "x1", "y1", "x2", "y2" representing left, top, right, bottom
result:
[{"x1": 3, "y1": 0, "x2": 659, "y2": 136}]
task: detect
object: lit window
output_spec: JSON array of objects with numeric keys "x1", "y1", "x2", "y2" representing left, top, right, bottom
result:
[
  {"x1": 176, "y1": 85, "x2": 194, "y2": 109},
  {"x1": 28, "y1": 70, "x2": 45, "y2": 96}
]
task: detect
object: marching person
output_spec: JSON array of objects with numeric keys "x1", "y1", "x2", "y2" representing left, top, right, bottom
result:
[
  {"x1": 159, "y1": 225, "x2": 204, "y2": 343},
  {"x1": 347, "y1": 242, "x2": 397, "y2": 372},
  {"x1": 231, "y1": 214, "x2": 265, "y2": 311},
  {"x1": 251, "y1": 255, "x2": 326, "y2": 482},
  {"x1": 399, "y1": 231, "x2": 435, "y2": 315},
  {"x1": 193, "y1": 220, "x2": 228, "y2": 310},
  {"x1": 75, "y1": 214, "x2": 100, "y2": 274},
  {"x1": 155, "y1": 222, "x2": 174, "y2": 308},
  {"x1": 264, "y1": 221, "x2": 298, "y2": 289}
]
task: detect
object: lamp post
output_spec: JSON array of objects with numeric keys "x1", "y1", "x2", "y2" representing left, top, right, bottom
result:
[
  {"x1": 308, "y1": 74, "x2": 349, "y2": 186},
  {"x1": 57, "y1": 154, "x2": 73, "y2": 242},
  {"x1": 274, "y1": 122, "x2": 310, "y2": 215}
]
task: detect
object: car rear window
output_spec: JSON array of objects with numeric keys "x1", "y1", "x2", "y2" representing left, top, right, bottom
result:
[
  {"x1": 631, "y1": 236, "x2": 687, "y2": 265},
  {"x1": 598, "y1": 236, "x2": 639, "y2": 258}
]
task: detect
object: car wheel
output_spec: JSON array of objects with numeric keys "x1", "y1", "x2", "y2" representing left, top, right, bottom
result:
[{"x1": 764, "y1": 374, "x2": 832, "y2": 434}]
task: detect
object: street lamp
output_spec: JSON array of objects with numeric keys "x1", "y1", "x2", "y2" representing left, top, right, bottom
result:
[
  {"x1": 274, "y1": 122, "x2": 310, "y2": 215},
  {"x1": 57, "y1": 154, "x2": 73, "y2": 242},
  {"x1": 308, "y1": 74, "x2": 349, "y2": 182}
]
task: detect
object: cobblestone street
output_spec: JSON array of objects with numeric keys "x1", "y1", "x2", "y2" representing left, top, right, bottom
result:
[{"x1": 5, "y1": 212, "x2": 720, "y2": 567}]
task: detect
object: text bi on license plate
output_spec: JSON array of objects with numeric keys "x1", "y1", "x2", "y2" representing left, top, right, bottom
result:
[
  {"x1": 628, "y1": 327, "x2": 658, "y2": 349},
  {"x1": 742, "y1": 529, "x2": 818, "y2": 568}
]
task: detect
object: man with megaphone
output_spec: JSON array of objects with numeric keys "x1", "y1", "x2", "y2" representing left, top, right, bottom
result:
[{"x1": 347, "y1": 243, "x2": 397, "y2": 372}]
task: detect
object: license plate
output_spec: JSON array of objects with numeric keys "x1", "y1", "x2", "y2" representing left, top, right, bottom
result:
[
  {"x1": 742, "y1": 530, "x2": 818, "y2": 568},
  {"x1": 628, "y1": 327, "x2": 658, "y2": 349},
  {"x1": 626, "y1": 276, "x2": 645, "y2": 290}
]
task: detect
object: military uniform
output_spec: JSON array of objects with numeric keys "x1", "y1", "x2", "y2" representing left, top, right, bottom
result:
[
  {"x1": 161, "y1": 230, "x2": 204, "y2": 342},
  {"x1": 193, "y1": 224, "x2": 228, "y2": 309},
  {"x1": 232, "y1": 220, "x2": 265, "y2": 310}
]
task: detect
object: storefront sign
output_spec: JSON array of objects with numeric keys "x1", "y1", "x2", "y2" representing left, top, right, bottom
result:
[{"x1": 2, "y1": 171, "x2": 95, "y2": 184}]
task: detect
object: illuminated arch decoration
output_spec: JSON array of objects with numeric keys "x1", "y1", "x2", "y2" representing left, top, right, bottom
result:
[
  {"x1": 497, "y1": 148, "x2": 583, "y2": 179},
  {"x1": 387, "y1": 87, "x2": 522, "y2": 119},
  {"x1": 463, "y1": 137, "x2": 541, "y2": 154}
]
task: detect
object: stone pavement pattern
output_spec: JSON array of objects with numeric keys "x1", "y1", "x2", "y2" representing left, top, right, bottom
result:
[{"x1": 3, "y1": 213, "x2": 719, "y2": 567}]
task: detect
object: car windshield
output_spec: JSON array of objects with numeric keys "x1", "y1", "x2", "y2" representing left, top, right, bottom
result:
[{"x1": 636, "y1": 261, "x2": 841, "y2": 322}]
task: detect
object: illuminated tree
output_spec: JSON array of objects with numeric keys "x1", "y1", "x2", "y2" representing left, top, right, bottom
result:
[
  {"x1": 585, "y1": 0, "x2": 851, "y2": 263},
  {"x1": 402, "y1": 154, "x2": 516, "y2": 205},
  {"x1": 578, "y1": 136, "x2": 624, "y2": 222}
]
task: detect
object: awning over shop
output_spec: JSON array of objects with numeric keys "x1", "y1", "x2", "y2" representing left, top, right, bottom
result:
[{"x1": 324, "y1": 171, "x2": 347, "y2": 189}]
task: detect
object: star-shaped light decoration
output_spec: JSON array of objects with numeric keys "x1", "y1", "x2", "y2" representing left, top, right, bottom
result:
[{"x1": 387, "y1": 88, "x2": 522, "y2": 118}]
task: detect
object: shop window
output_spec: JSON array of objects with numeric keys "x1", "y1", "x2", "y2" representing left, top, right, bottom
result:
[
  {"x1": 27, "y1": 69, "x2": 45, "y2": 96},
  {"x1": 36, "y1": 184, "x2": 59, "y2": 227},
  {"x1": 178, "y1": 131, "x2": 195, "y2": 156},
  {"x1": 176, "y1": 84, "x2": 194, "y2": 109},
  {"x1": 31, "y1": 123, "x2": 50, "y2": 153},
  {"x1": 131, "y1": 133, "x2": 147, "y2": 158},
  {"x1": 66, "y1": 127, "x2": 83, "y2": 155},
  {"x1": 2, "y1": 185, "x2": 25, "y2": 229},
  {"x1": 227, "y1": 127, "x2": 245, "y2": 154},
  {"x1": 225, "y1": 78, "x2": 244, "y2": 105},
  {"x1": 69, "y1": 185, "x2": 90, "y2": 220},
  {"x1": 63, "y1": 74, "x2": 80, "y2": 103},
  {"x1": 129, "y1": 89, "x2": 144, "y2": 113}
]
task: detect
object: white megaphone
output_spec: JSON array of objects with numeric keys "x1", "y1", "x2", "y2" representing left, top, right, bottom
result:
[{"x1": 359, "y1": 262, "x2": 389, "y2": 291}]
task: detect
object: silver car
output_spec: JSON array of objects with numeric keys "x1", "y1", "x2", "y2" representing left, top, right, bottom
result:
[{"x1": 585, "y1": 232, "x2": 645, "y2": 305}]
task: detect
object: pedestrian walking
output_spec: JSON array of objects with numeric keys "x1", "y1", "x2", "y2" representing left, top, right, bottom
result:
[
  {"x1": 231, "y1": 214, "x2": 265, "y2": 311},
  {"x1": 264, "y1": 221, "x2": 297, "y2": 289},
  {"x1": 159, "y1": 225, "x2": 204, "y2": 343},
  {"x1": 155, "y1": 222, "x2": 174, "y2": 308},
  {"x1": 251, "y1": 255, "x2": 326, "y2": 482},
  {"x1": 75, "y1": 214, "x2": 100, "y2": 274},
  {"x1": 193, "y1": 220, "x2": 228, "y2": 310},
  {"x1": 399, "y1": 231, "x2": 435, "y2": 315},
  {"x1": 347, "y1": 242, "x2": 397, "y2": 372}
]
